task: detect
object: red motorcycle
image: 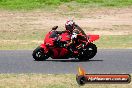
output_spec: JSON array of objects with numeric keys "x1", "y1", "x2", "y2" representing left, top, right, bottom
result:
[{"x1": 32, "y1": 27, "x2": 99, "y2": 61}]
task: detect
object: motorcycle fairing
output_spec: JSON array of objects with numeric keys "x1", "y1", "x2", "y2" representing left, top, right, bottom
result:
[
  {"x1": 87, "y1": 33, "x2": 100, "y2": 42},
  {"x1": 51, "y1": 48, "x2": 69, "y2": 59},
  {"x1": 44, "y1": 31, "x2": 57, "y2": 47},
  {"x1": 40, "y1": 44, "x2": 49, "y2": 53},
  {"x1": 60, "y1": 32, "x2": 71, "y2": 42},
  {"x1": 42, "y1": 31, "x2": 70, "y2": 59}
]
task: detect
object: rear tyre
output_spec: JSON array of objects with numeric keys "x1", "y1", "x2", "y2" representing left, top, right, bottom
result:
[
  {"x1": 78, "y1": 43, "x2": 97, "y2": 61},
  {"x1": 32, "y1": 46, "x2": 49, "y2": 61}
]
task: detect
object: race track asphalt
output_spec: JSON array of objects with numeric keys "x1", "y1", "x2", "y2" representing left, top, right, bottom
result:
[{"x1": 0, "y1": 49, "x2": 132, "y2": 74}]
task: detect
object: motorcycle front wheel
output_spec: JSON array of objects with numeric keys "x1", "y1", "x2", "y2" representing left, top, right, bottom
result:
[{"x1": 32, "y1": 46, "x2": 49, "y2": 61}]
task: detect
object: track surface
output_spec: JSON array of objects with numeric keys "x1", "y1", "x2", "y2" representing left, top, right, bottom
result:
[{"x1": 0, "y1": 49, "x2": 132, "y2": 74}]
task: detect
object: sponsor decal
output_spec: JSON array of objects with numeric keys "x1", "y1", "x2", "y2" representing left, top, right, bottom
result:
[{"x1": 76, "y1": 66, "x2": 131, "y2": 85}]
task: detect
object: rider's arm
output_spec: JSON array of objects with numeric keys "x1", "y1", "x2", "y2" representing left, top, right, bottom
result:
[
  {"x1": 74, "y1": 24, "x2": 86, "y2": 35},
  {"x1": 66, "y1": 40, "x2": 73, "y2": 46},
  {"x1": 66, "y1": 32, "x2": 77, "y2": 46}
]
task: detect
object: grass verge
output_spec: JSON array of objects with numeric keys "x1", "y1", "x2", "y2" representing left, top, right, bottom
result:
[
  {"x1": 0, "y1": 0, "x2": 132, "y2": 10},
  {"x1": 0, "y1": 35, "x2": 132, "y2": 50},
  {"x1": 95, "y1": 35, "x2": 132, "y2": 49},
  {"x1": 0, "y1": 74, "x2": 131, "y2": 88}
]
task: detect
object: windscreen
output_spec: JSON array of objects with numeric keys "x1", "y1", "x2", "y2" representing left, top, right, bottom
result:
[{"x1": 49, "y1": 31, "x2": 58, "y2": 38}]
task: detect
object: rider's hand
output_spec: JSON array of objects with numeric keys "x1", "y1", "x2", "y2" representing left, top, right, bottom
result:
[
  {"x1": 76, "y1": 45, "x2": 82, "y2": 50},
  {"x1": 63, "y1": 43, "x2": 69, "y2": 48}
]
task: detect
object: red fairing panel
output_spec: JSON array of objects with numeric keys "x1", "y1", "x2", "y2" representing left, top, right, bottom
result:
[
  {"x1": 87, "y1": 33, "x2": 100, "y2": 42},
  {"x1": 52, "y1": 48, "x2": 60, "y2": 59},
  {"x1": 52, "y1": 48, "x2": 69, "y2": 59},
  {"x1": 60, "y1": 32, "x2": 71, "y2": 42},
  {"x1": 44, "y1": 32, "x2": 55, "y2": 46},
  {"x1": 59, "y1": 48, "x2": 69, "y2": 57},
  {"x1": 40, "y1": 44, "x2": 49, "y2": 53}
]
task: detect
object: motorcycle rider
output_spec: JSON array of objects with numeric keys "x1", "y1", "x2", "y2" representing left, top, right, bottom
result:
[
  {"x1": 51, "y1": 20, "x2": 87, "y2": 54},
  {"x1": 65, "y1": 20, "x2": 88, "y2": 55}
]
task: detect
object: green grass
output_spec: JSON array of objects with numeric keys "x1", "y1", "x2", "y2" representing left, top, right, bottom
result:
[
  {"x1": 76, "y1": 0, "x2": 132, "y2": 7},
  {"x1": 0, "y1": 0, "x2": 132, "y2": 10},
  {"x1": 95, "y1": 35, "x2": 132, "y2": 49},
  {"x1": 0, "y1": 34, "x2": 132, "y2": 50},
  {"x1": 0, "y1": 74, "x2": 131, "y2": 88}
]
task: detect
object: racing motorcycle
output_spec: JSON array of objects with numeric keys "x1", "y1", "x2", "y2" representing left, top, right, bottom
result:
[{"x1": 32, "y1": 26, "x2": 99, "y2": 61}]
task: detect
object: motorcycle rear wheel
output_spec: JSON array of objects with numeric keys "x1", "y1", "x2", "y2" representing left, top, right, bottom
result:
[
  {"x1": 78, "y1": 43, "x2": 97, "y2": 61},
  {"x1": 32, "y1": 46, "x2": 49, "y2": 61}
]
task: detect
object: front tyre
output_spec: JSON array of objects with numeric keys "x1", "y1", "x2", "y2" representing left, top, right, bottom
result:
[{"x1": 32, "y1": 46, "x2": 49, "y2": 61}]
